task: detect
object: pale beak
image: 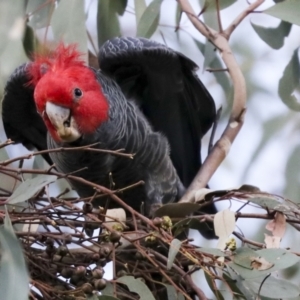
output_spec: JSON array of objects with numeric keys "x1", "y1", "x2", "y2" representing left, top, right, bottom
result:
[{"x1": 45, "y1": 102, "x2": 81, "y2": 142}]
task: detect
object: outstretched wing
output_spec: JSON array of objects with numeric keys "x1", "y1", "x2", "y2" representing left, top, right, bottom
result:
[
  {"x1": 2, "y1": 63, "x2": 51, "y2": 165},
  {"x1": 99, "y1": 37, "x2": 216, "y2": 188}
]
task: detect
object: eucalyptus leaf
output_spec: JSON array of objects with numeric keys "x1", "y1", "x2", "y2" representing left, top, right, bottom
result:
[
  {"x1": 202, "y1": 0, "x2": 237, "y2": 11},
  {"x1": 193, "y1": 38, "x2": 231, "y2": 94},
  {"x1": 0, "y1": 209, "x2": 29, "y2": 300},
  {"x1": 97, "y1": 0, "x2": 122, "y2": 47},
  {"x1": 245, "y1": 276, "x2": 300, "y2": 298},
  {"x1": 245, "y1": 195, "x2": 282, "y2": 210},
  {"x1": 204, "y1": 271, "x2": 225, "y2": 300},
  {"x1": 166, "y1": 284, "x2": 185, "y2": 300},
  {"x1": 134, "y1": 0, "x2": 147, "y2": 26},
  {"x1": 265, "y1": 0, "x2": 300, "y2": 26},
  {"x1": 51, "y1": 0, "x2": 88, "y2": 61},
  {"x1": 23, "y1": 24, "x2": 40, "y2": 58},
  {"x1": 117, "y1": 276, "x2": 155, "y2": 300},
  {"x1": 26, "y1": 0, "x2": 55, "y2": 29},
  {"x1": 97, "y1": 296, "x2": 121, "y2": 300},
  {"x1": 251, "y1": 21, "x2": 292, "y2": 49},
  {"x1": 284, "y1": 145, "x2": 300, "y2": 200},
  {"x1": 7, "y1": 175, "x2": 57, "y2": 204},
  {"x1": 278, "y1": 48, "x2": 300, "y2": 111},
  {"x1": 230, "y1": 248, "x2": 300, "y2": 279},
  {"x1": 167, "y1": 239, "x2": 182, "y2": 269},
  {"x1": 136, "y1": 0, "x2": 163, "y2": 38},
  {"x1": 101, "y1": 282, "x2": 114, "y2": 296}
]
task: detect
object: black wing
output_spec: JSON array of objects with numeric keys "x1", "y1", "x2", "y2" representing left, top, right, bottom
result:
[
  {"x1": 1, "y1": 63, "x2": 52, "y2": 165},
  {"x1": 99, "y1": 37, "x2": 216, "y2": 188}
]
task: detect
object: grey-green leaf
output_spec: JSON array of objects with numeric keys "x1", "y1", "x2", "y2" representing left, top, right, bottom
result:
[
  {"x1": 265, "y1": 0, "x2": 300, "y2": 26},
  {"x1": 26, "y1": 0, "x2": 55, "y2": 29},
  {"x1": 251, "y1": 21, "x2": 292, "y2": 49},
  {"x1": 97, "y1": 0, "x2": 122, "y2": 47},
  {"x1": 167, "y1": 239, "x2": 182, "y2": 270},
  {"x1": 278, "y1": 47, "x2": 300, "y2": 111},
  {"x1": 134, "y1": 0, "x2": 147, "y2": 27},
  {"x1": 117, "y1": 276, "x2": 155, "y2": 300},
  {"x1": 7, "y1": 175, "x2": 57, "y2": 204},
  {"x1": 51, "y1": 0, "x2": 88, "y2": 62},
  {"x1": 229, "y1": 248, "x2": 300, "y2": 279},
  {"x1": 245, "y1": 276, "x2": 300, "y2": 298},
  {"x1": 136, "y1": 0, "x2": 163, "y2": 38},
  {"x1": 0, "y1": 210, "x2": 29, "y2": 300}
]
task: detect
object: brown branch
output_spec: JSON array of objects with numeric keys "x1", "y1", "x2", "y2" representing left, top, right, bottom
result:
[
  {"x1": 177, "y1": 0, "x2": 254, "y2": 202},
  {"x1": 223, "y1": 0, "x2": 265, "y2": 38},
  {"x1": 0, "y1": 143, "x2": 133, "y2": 166}
]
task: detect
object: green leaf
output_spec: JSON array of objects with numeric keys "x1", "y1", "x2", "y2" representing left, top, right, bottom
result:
[
  {"x1": 245, "y1": 276, "x2": 300, "y2": 298},
  {"x1": 23, "y1": 24, "x2": 40, "y2": 58},
  {"x1": 284, "y1": 145, "x2": 300, "y2": 200},
  {"x1": 229, "y1": 248, "x2": 300, "y2": 279},
  {"x1": 0, "y1": 0, "x2": 25, "y2": 54},
  {"x1": 136, "y1": 0, "x2": 163, "y2": 38},
  {"x1": 223, "y1": 272, "x2": 245, "y2": 300},
  {"x1": 0, "y1": 0, "x2": 28, "y2": 86},
  {"x1": 166, "y1": 284, "x2": 185, "y2": 300},
  {"x1": 101, "y1": 282, "x2": 115, "y2": 296},
  {"x1": 245, "y1": 195, "x2": 282, "y2": 210},
  {"x1": 251, "y1": 21, "x2": 292, "y2": 49},
  {"x1": 134, "y1": 0, "x2": 147, "y2": 27},
  {"x1": 202, "y1": 0, "x2": 237, "y2": 11},
  {"x1": 193, "y1": 38, "x2": 231, "y2": 94},
  {"x1": 204, "y1": 271, "x2": 225, "y2": 300},
  {"x1": 265, "y1": 0, "x2": 300, "y2": 26},
  {"x1": 0, "y1": 208, "x2": 29, "y2": 300},
  {"x1": 95, "y1": 296, "x2": 120, "y2": 300},
  {"x1": 278, "y1": 48, "x2": 300, "y2": 111},
  {"x1": 226, "y1": 268, "x2": 257, "y2": 300},
  {"x1": 154, "y1": 202, "x2": 201, "y2": 218},
  {"x1": 167, "y1": 239, "x2": 182, "y2": 270},
  {"x1": 0, "y1": 145, "x2": 9, "y2": 161},
  {"x1": 51, "y1": 0, "x2": 88, "y2": 62},
  {"x1": 26, "y1": 0, "x2": 55, "y2": 29},
  {"x1": 97, "y1": 0, "x2": 122, "y2": 47},
  {"x1": 117, "y1": 276, "x2": 155, "y2": 300},
  {"x1": 114, "y1": 0, "x2": 127, "y2": 15},
  {"x1": 7, "y1": 175, "x2": 57, "y2": 204}
]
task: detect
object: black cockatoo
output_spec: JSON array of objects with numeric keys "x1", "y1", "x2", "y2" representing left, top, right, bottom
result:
[{"x1": 2, "y1": 37, "x2": 216, "y2": 232}]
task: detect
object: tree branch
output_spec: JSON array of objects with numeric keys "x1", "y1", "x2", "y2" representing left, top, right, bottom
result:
[{"x1": 178, "y1": 0, "x2": 258, "y2": 202}]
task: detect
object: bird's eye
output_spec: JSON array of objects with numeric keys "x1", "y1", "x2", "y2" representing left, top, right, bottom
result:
[{"x1": 74, "y1": 88, "x2": 83, "y2": 98}]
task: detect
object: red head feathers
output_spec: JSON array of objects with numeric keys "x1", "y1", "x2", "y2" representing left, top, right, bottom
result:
[{"x1": 28, "y1": 43, "x2": 109, "y2": 142}]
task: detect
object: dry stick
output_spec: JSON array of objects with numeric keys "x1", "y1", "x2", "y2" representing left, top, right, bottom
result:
[
  {"x1": 178, "y1": 0, "x2": 265, "y2": 202},
  {"x1": 0, "y1": 143, "x2": 133, "y2": 166}
]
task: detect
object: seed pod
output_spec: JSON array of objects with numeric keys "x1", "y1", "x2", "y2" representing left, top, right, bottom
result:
[
  {"x1": 74, "y1": 266, "x2": 86, "y2": 277},
  {"x1": 83, "y1": 202, "x2": 93, "y2": 213},
  {"x1": 109, "y1": 231, "x2": 121, "y2": 243},
  {"x1": 92, "y1": 267, "x2": 104, "y2": 279},
  {"x1": 152, "y1": 217, "x2": 163, "y2": 227},
  {"x1": 94, "y1": 278, "x2": 107, "y2": 291},
  {"x1": 81, "y1": 283, "x2": 93, "y2": 294},
  {"x1": 56, "y1": 245, "x2": 68, "y2": 256}
]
